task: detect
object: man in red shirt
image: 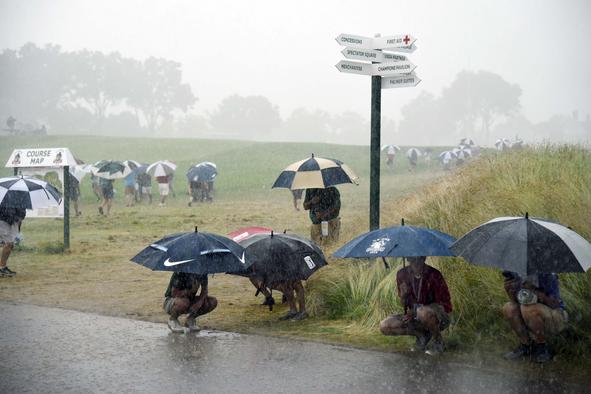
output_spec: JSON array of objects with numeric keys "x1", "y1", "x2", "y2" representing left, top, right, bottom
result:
[{"x1": 379, "y1": 256, "x2": 452, "y2": 355}]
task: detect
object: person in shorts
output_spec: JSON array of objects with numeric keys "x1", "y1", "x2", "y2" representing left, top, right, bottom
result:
[
  {"x1": 68, "y1": 176, "x2": 82, "y2": 216},
  {"x1": 137, "y1": 172, "x2": 152, "y2": 204},
  {"x1": 502, "y1": 272, "x2": 568, "y2": 363},
  {"x1": 156, "y1": 176, "x2": 169, "y2": 207},
  {"x1": 379, "y1": 256, "x2": 452, "y2": 355},
  {"x1": 98, "y1": 178, "x2": 114, "y2": 216},
  {"x1": 303, "y1": 187, "x2": 341, "y2": 245},
  {"x1": 0, "y1": 207, "x2": 26, "y2": 277},
  {"x1": 163, "y1": 272, "x2": 217, "y2": 332},
  {"x1": 123, "y1": 171, "x2": 136, "y2": 207}
]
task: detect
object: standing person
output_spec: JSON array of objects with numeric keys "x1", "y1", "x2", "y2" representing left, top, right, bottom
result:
[
  {"x1": 123, "y1": 171, "x2": 136, "y2": 207},
  {"x1": 407, "y1": 149, "x2": 419, "y2": 172},
  {"x1": 501, "y1": 272, "x2": 567, "y2": 363},
  {"x1": 0, "y1": 207, "x2": 26, "y2": 277},
  {"x1": 167, "y1": 173, "x2": 176, "y2": 198},
  {"x1": 68, "y1": 176, "x2": 82, "y2": 216},
  {"x1": 303, "y1": 187, "x2": 341, "y2": 245},
  {"x1": 156, "y1": 175, "x2": 169, "y2": 207},
  {"x1": 90, "y1": 174, "x2": 102, "y2": 202},
  {"x1": 291, "y1": 189, "x2": 303, "y2": 211},
  {"x1": 379, "y1": 256, "x2": 452, "y2": 355},
  {"x1": 98, "y1": 177, "x2": 114, "y2": 215},
  {"x1": 137, "y1": 172, "x2": 152, "y2": 204},
  {"x1": 163, "y1": 272, "x2": 217, "y2": 333},
  {"x1": 386, "y1": 146, "x2": 396, "y2": 169}
]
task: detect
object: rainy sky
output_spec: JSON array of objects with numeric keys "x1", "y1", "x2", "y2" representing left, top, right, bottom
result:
[{"x1": 1, "y1": 0, "x2": 590, "y2": 122}]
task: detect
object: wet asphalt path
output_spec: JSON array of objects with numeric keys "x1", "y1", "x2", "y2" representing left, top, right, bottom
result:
[{"x1": 0, "y1": 303, "x2": 585, "y2": 394}]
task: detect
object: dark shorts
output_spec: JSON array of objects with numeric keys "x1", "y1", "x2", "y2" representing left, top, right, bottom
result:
[{"x1": 101, "y1": 186, "x2": 114, "y2": 199}]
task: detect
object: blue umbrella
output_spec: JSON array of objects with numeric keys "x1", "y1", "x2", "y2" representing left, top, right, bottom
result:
[
  {"x1": 186, "y1": 162, "x2": 217, "y2": 182},
  {"x1": 333, "y1": 220, "x2": 456, "y2": 259},
  {"x1": 131, "y1": 228, "x2": 250, "y2": 275}
]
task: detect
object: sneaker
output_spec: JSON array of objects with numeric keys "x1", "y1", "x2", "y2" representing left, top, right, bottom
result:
[
  {"x1": 532, "y1": 343, "x2": 552, "y2": 363},
  {"x1": 0, "y1": 267, "x2": 16, "y2": 277},
  {"x1": 167, "y1": 318, "x2": 185, "y2": 333},
  {"x1": 414, "y1": 331, "x2": 432, "y2": 352},
  {"x1": 185, "y1": 317, "x2": 201, "y2": 332},
  {"x1": 292, "y1": 311, "x2": 309, "y2": 321},
  {"x1": 425, "y1": 340, "x2": 444, "y2": 356},
  {"x1": 278, "y1": 311, "x2": 299, "y2": 321},
  {"x1": 504, "y1": 343, "x2": 532, "y2": 360}
]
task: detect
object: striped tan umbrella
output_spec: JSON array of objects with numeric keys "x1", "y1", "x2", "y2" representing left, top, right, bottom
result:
[{"x1": 272, "y1": 154, "x2": 358, "y2": 190}]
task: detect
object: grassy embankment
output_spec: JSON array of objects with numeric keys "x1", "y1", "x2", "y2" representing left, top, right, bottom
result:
[{"x1": 0, "y1": 136, "x2": 589, "y2": 370}]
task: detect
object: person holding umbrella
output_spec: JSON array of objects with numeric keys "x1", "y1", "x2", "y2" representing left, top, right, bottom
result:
[
  {"x1": 163, "y1": 272, "x2": 217, "y2": 333},
  {"x1": 303, "y1": 187, "x2": 341, "y2": 245},
  {"x1": 379, "y1": 256, "x2": 452, "y2": 355},
  {"x1": 501, "y1": 272, "x2": 566, "y2": 363},
  {"x1": 0, "y1": 207, "x2": 25, "y2": 277}
]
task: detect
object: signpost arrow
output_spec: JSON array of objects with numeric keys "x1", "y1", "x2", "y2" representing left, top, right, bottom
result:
[
  {"x1": 335, "y1": 33, "x2": 375, "y2": 49},
  {"x1": 373, "y1": 34, "x2": 417, "y2": 49},
  {"x1": 381, "y1": 73, "x2": 421, "y2": 89},
  {"x1": 341, "y1": 47, "x2": 408, "y2": 63},
  {"x1": 372, "y1": 61, "x2": 416, "y2": 76},
  {"x1": 335, "y1": 60, "x2": 373, "y2": 75},
  {"x1": 336, "y1": 60, "x2": 416, "y2": 76},
  {"x1": 391, "y1": 43, "x2": 417, "y2": 53}
]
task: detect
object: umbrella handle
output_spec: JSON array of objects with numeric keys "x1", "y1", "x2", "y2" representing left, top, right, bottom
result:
[{"x1": 382, "y1": 257, "x2": 390, "y2": 270}]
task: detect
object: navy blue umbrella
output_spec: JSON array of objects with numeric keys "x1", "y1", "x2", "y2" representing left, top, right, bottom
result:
[
  {"x1": 333, "y1": 220, "x2": 456, "y2": 259},
  {"x1": 131, "y1": 228, "x2": 250, "y2": 275},
  {"x1": 186, "y1": 162, "x2": 217, "y2": 182}
]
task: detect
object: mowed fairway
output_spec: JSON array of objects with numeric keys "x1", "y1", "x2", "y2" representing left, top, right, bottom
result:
[{"x1": 0, "y1": 135, "x2": 446, "y2": 348}]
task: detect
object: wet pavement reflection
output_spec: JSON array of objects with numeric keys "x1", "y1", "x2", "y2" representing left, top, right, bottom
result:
[{"x1": 0, "y1": 303, "x2": 584, "y2": 393}]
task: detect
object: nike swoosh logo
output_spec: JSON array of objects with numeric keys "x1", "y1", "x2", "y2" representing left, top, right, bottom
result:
[
  {"x1": 239, "y1": 252, "x2": 246, "y2": 264},
  {"x1": 163, "y1": 258, "x2": 194, "y2": 267}
]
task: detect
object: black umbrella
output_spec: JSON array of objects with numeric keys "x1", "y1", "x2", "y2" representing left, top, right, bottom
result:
[
  {"x1": 131, "y1": 228, "x2": 250, "y2": 275},
  {"x1": 450, "y1": 213, "x2": 591, "y2": 275},
  {"x1": 0, "y1": 176, "x2": 62, "y2": 210},
  {"x1": 235, "y1": 232, "x2": 328, "y2": 286},
  {"x1": 186, "y1": 162, "x2": 217, "y2": 182},
  {"x1": 91, "y1": 160, "x2": 131, "y2": 179}
]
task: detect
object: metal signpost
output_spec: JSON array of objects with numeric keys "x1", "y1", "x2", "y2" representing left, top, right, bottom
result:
[{"x1": 335, "y1": 33, "x2": 420, "y2": 231}]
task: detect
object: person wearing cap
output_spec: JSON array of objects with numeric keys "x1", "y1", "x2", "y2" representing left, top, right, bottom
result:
[
  {"x1": 501, "y1": 272, "x2": 567, "y2": 363},
  {"x1": 379, "y1": 256, "x2": 452, "y2": 355}
]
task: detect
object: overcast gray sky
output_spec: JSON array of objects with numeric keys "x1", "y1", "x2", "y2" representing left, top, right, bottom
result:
[{"x1": 1, "y1": 0, "x2": 590, "y2": 122}]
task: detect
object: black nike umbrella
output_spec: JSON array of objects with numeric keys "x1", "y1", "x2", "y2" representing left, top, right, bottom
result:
[
  {"x1": 131, "y1": 228, "x2": 250, "y2": 275},
  {"x1": 233, "y1": 232, "x2": 328, "y2": 287},
  {"x1": 450, "y1": 213, "x2": 591, "y2": 275}
]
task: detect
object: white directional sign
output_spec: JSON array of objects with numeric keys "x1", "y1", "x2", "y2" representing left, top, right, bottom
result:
[
  {"x1": 373, "y1": 34, "x2": 416, "y2": 49},
  {"x1": 335, "y1": 34, "x2": 374, "y2": 49},
  {"x1": 381, "y1": 73, "x2": 421, "y2": 89},
  {"x1": 372, "y1": 61, "x2": 416, "y2": 76},
  {"x1": 341, "y1": 48, "x2": 408, "y2": 63},
  {"x1": 392, "y1": 44, "x2": 417, "y2": 53},
  {"x1": 336, "y1": 60, "x2": 416, "y2": 76}
]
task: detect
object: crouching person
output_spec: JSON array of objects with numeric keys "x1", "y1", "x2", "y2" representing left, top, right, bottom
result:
[
  {"x1": 163, "y1": 272, "x2": 217, "y2": 333},
  {"x1": 380, "y1": 256, "x2": 452, "y2": 355},
  {"x1": 502, "y1": 272, "x2": 567, "y2": 363}
]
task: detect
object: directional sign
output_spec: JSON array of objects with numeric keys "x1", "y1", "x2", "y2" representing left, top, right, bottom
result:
[
  {"x1": 372, "y1": 61, "x2": 416, "y2": 76},
  {"x1": 335, "y1": 60, "x2": 373, "y2": 75},
  {"x1": 381, "y1": 73, "x2": 421, "y2": 89},
  {"x1": 335, "y1": 34, "x2": 374, "y2": 49},
  {"x1": 374, "y1": 34, "x2": 417, "y2": 49},
  {"x1": 392, "y1": 43, "x2": 417, "y2": 53},
  {"x1": 341, "y1": 48, "x2": 408, "y2": 63}
]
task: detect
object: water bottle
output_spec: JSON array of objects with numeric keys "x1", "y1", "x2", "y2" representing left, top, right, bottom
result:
[{"x1": 321, "y1": 221, "x2": 329, "y2": 236}]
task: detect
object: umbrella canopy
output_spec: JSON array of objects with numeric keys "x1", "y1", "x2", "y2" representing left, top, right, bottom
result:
[
  {"x1": 69, "y1": 164, "x2": 92, "y2": 182},
  {"x1": 459, "y1": 138, "x2": 476, "y2": 146},
  {"x1": 495, "y1": 138, "x2": 512, "y2": 151},
  {"x1": 406, "y1": 148, "x2": 421, "y2": 160},
  {"x1": 450, "y1": 215, "x2": 591, "y2": 275},
  {"x1": 147, "y1": 160, "x2": 177, "y2": 177},
  {"x1": 135, "y1": 163, "x2": 150, "y2": 175},
  {"x1": 186, "y1": 162, "x2": 218, "y2": 183},
  {"x1": 131, "y1": 229, "x2": 250, "y2": 275},
  {"x1": 333, "y1": 222, "x2": 457, "y2": 258},
  {"x1": 123, "y1": 160, "x2": 141, "y2": 172},
  {"x1": 439, "y1": 151, "x2": 457, "y2": 162},
  {"x1": 0, "y1": 176, "x2": 62, "y2": 210},
  {"x1": 382, "y1": 144, "x2": 401, "y2": 154},
  {"x1": 91, "y1": 160, "x2": 131, "y2": 179},
  {"x1": 272, "y1": 154, "x2": 359, "y2": 190},
  {"x1": 235, "y1": 232, "x2": 328, "y2": 285},
  {"x1": 452, "y1": 147, "x2": 472, "y2": 160},
  {"x1": 228, "y1": 226, "x2": 273, "y2": 243}
]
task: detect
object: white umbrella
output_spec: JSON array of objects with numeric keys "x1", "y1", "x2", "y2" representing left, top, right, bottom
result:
[
  {"x1": 0, "y1": 176, "x2": 61, "y2": 209},
  {"x1": 147, "y1": 161, "x2": 177, "y2": 177},
  {"x1": 495, "y1": 138, "x2": 512, "y2": 151},
  {"x1": 382, "y1": 144, "x2": 401, "y2": 154},
  {"x1": 439, "y1": 151, "x2": 457, "y2": 163},
  {"x1": 69, "y1": 164, "x2": 92, "y2": 182},
  {"x1": 453, "y1": 147, "x2": 472, "y2": 160}
]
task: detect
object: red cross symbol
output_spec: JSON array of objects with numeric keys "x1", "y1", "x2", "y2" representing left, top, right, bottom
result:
[{"x1": 403, "y1": 35, "x2": 410, "y2": 45}]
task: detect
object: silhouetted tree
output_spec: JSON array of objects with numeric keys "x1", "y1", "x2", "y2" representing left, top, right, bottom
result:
[{"x1": 209, "y1": 94, "x2": 281, "y2": 138}]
